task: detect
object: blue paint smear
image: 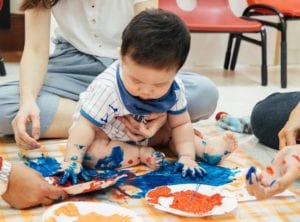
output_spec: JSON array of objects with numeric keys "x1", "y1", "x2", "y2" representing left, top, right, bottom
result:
[
  {"x1": 24, "y1": 155, "x2": 238, "y2": 199},
  {"x1": 20, "y1": 154, "x2": 61, "y2": 177},
  {"x1": 246, "y1": 166, "x2": 256, "y2": 184},
  {"x1": 95, "y1": 146, "x2": 124, "y2": 170},
  {"x1": 115, "y1": 161, "x2": 238, "y2": 198}
]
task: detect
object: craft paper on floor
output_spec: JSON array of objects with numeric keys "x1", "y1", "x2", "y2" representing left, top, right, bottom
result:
[
  {"x1": 42, "y1": 201, "x2": 142, "y2": 222},
  {"x1": 46, "y1": 174, "x2": 127, "y2": 195},
  {"x1": 145, "y1": 184, "x2": 237, "y2": 217}
]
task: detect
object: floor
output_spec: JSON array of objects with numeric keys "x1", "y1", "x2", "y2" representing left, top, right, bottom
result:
[{"x1": 1, "y1": 62, "x2": 300, "y2": 186}]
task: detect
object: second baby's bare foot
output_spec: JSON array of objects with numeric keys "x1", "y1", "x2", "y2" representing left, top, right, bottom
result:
[
  {"x1": 140, "y1": 147, "x2": 165, "y2": 170},
  {"x1": 196, "y1": 131, "x2": 238, "y2": 165}
]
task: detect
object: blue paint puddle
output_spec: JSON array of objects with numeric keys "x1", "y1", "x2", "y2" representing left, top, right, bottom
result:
[{"x1": 22, "y1": 155, "x2": 238, "y2": 198}]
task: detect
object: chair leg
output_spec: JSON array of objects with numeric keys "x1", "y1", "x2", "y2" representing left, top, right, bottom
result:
[
  {"x1": 224, "y1": 34, "x2": 234, "y2": 69},
  {"x1": 229, "y1": 34, "x2": 241, "y2": 71},
  {"x1": 260, "y1": 28, "x2": 267, "y2": 86},
  {"x1": 280, "y1": 19, "x2": 287, "y2": 88},
  {"x1": 0, "y1": 56, "x2": 6, "y2": 76}
]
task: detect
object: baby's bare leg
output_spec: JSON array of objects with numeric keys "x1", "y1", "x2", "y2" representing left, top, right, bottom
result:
[
  {"x1": 195, "y1": 131, "x2": 238, "y2": 165},
  {"x1": 83, "y1": 131, "x2": 165, "y2": 170}
]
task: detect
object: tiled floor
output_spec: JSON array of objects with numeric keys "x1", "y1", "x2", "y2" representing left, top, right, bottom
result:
[{"x1": 1, "y1": 63, "x2": 300, "y2": 171}]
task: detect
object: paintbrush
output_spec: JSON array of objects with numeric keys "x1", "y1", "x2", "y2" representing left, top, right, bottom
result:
[{"x1": 190, "y1": 183, "x2": 201, "y2": 201}]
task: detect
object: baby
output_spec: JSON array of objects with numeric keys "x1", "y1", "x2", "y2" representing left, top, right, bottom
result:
[{"x1": 61, "y1": 9, "x2": 238, "y2": 184}]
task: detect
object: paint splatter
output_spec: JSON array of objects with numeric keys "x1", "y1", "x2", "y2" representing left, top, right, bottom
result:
[
  {"x1": 25, "y1": 155, "x2": 237, "y2": 199},
  {"x1": 266, "y1": 166, "x2": 274, "y2": 175},
  {"x1": 95, "y1": 146, "x2": 124, "y2": 170},
  {"x1": 128, "y1": 160, "x2": 133, "y2": 164}
]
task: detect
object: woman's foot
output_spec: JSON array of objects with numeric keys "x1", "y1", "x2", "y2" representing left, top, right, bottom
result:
[
  {"x1": 195, "y1": 131, "x2": 238, "y2": 165},
  {"x1": 140, "y1": 147, "x2": 165, "y2": 170}
]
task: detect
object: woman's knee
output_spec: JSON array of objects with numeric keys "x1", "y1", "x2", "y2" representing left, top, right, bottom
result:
[
  {"x1": 179, "y1": 72, "x2": 219, "y2": 122},
  {"x1": 0, "y1": 82, "x2": 20, "y2": 134}
]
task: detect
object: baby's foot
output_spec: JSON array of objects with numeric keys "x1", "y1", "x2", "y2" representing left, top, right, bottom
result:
[
  {"x1": 140, "y1": 147, "x2": 165, "y2": 170},
  {"x1": 195, "y1": 131, "x2": 238, "y2": 165}
]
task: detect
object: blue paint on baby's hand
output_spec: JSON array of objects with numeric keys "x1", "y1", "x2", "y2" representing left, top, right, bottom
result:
[{"x1": 246, "y1": 166, "x2": 256, "y2": 185}]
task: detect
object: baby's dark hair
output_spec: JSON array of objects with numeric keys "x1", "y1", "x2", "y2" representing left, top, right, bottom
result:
[{"x1": 121, "y1": 9, "x2": 190, "y2": 71}]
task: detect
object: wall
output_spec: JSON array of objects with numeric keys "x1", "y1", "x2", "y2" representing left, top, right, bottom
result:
[{"x1": 9, "y1": 0, "x2": 300, "y2": 66}]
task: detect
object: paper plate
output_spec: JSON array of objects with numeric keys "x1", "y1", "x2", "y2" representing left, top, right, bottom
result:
[
  {"x1": 145, "y1": 184, "x2": 237, "y2": 217},
  {"x1": 46, "y1": 174, "x2": 126, "y2": 195},
  {"x1": 42, "y1": 201, "x2": 142, "y2": 222}
]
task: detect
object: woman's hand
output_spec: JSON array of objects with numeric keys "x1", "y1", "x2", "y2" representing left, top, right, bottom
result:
[
  {"x1": 278, "y1": 103, "x2": 300, "y2": 149},
  {"x1": 11, "y1": 102, "x2": 41, "y2": 149},
  {"x1": 118, "y1": 113, "x2": 167, "y2": 142},
  {"x1": 2, "y1": 163, "x2": 68, "y2": 209},
  {"x1": 246, "y1": 145, "x2": 300, "y2": 199}
]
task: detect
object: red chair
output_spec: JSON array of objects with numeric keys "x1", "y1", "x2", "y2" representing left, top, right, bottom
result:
[
  {"x1": 0, "y1": 0, "x2": 7, "y2": 76},
  {"x1": 159, "y1": 0, "x2": 268, "y2": 86},
  {"x1": 234, "y1": 0, "x2": 300, "y2": 88}
]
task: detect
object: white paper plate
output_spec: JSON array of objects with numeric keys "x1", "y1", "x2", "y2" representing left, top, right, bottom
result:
[
  {"x1": 42, "y1": 201, "x2": 142, "y2": 222},
  {"x1": 145, "y1": 184, "x2": 237, "y2": 217}
]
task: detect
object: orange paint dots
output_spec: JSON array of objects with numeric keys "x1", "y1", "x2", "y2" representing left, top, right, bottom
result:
[
  {"x1": 51, "y1": 203, "x2": 132, "y2": 222},
  {"x1": 266, "y1": 166, "x2": 274, "y2": 175},
  {"x1": 128, "y1": 159, "x2": 133, "y2": 164}
]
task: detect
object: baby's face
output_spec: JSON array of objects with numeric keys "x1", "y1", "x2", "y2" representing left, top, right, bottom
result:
[{"x1": 120, "y1": 55, "x2": 177, "y2": 100}]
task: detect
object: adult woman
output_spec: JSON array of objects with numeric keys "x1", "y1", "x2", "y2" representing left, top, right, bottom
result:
[
  {"x1": 247, "y1": 92, "x2": 300, "y2": 199},
  {"x1": 0, "y1": 0, "x2": 218, "y2": 149}
]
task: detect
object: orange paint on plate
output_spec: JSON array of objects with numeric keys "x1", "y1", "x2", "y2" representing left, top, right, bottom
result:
[
  {"x1": 44, "y1": 217, "x2": 56, "y2": 222},
  {"x1": 52, "y1": 203, "x2": 132, "y2": 222},
  {"x1": 170, "y1": 190, "x2": 223, "y2": 214},
  {"x1": 147, "y1": 186, "x2": 171, "y2": 204},
  {"x1": 78, "y1": 212, "x2": 132, "y2": 222},
  {"x1": 147, "y1": 186, "x2": 223, "y2": 214}
]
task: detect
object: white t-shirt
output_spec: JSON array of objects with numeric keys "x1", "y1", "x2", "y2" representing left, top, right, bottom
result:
[
  {"x1": 75, "y1": 61, "x2": 187, "y2": 143},
  {"x1": 52, "y1": 0, "x2": 149, "y2": 58}
]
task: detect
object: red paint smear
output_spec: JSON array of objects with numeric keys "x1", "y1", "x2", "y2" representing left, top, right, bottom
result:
[
  {"x1": 282, "y1": 160, "x2": 286, "y2": 165},
  {"x1": 128, "y1": 160, "x2": 133, "y2": 164},
  {"x1": 148, "y1": 186, "x2": 223, "y2": 214},
  {"x1": 266, "y1": 166, "x2": 274, "y2": 175},
  {"x1": 292, "y1": 155, "x2": 300, "y2": 162}
]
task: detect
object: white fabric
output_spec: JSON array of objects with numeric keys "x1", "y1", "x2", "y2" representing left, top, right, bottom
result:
[
  {"x1": 52, "y1": 0, "x2": 149, "y2": 59},
  {"x1": 75, "y1": 61, "x2": 187, "y2": 143}
]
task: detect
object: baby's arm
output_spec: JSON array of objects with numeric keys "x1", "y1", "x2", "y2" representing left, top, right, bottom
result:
[
  {"x1": 61, "y1": 116, "x2": 97, "y2": 184},
  {"x1": 168, "y1": 111, "x2": 206, "y2": 177}
]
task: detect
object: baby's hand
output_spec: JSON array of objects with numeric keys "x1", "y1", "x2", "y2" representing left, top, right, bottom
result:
[
  {"x1": 173, "y1": 156, "x2": 206, "y2": 178},
  {"x1": 59, "y1": 161, "x2": 97, "y2": 185}
]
